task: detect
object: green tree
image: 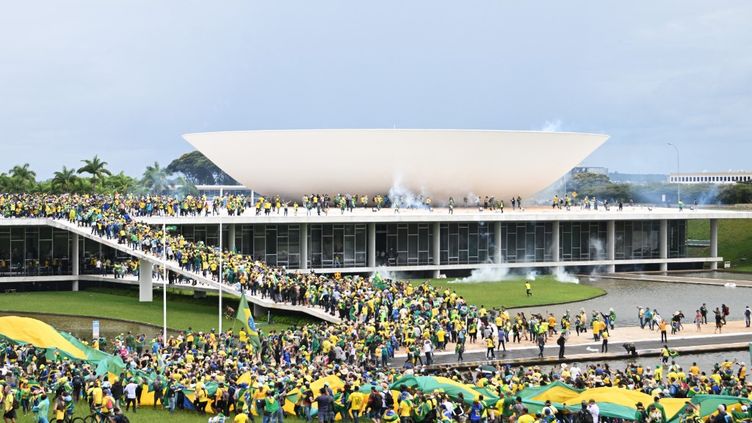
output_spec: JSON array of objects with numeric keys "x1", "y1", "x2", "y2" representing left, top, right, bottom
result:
[
  {"x1": 77, "y1": 155, "x2": 112, "y2": 185},
  {"x1": 100, "y1": 171, "x2": 137, "y2": 194},
  {"x1": 717, "y1": 183, "x2": 752, "y2": 204},
  {"x1": 166, "y1": 151, "x2": 237, "y2": 185},
  {"x1": 4, "y1": 163, "x2": 38, "y2": 192},
  {"x1": 51, "y1": 166, "x2": 78, "y2": 193},
  {"x1": 140, "y1": 162, "x2": 172, "y2": 194}
]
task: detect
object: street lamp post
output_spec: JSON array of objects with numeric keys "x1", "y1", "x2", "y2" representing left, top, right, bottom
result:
[
  {"x1": 216, "y1": 190, "x2": 225, "y2": 333},
  {"x1": 218, "y1": 216, "x2": 223, "y2": 333},
  {"x1": 162, "y1": 222, "x2": 167, "y2": 343},
  {"x1": 667, "y1": 142, "x2": 680, "y2": 204}
]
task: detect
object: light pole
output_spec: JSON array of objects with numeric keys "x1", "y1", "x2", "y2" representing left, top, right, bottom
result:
[
  {"x1": 162, "y1": 222, "x2": 167, "y2": 344},
  {"x1": 218, "y1": 216, "x2": 223, "y2": 333},
  {"x1": 667, "y1": 142, "x2": 680, "y2": 203}
]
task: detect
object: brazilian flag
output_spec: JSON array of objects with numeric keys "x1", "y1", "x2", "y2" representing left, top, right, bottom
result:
[
  {"x1": 236, "y1": 295, "x2": 262, "y2": 351},
  {"x1": 372, "y1": 273, "x2": 388, "y2": 290}
]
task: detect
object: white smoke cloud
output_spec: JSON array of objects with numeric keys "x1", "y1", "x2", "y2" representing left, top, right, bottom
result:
[
  {"x1": 388, "y1": 175, "x2": 431, "y2": 209},
  {"x1": 452, "y1": 266, "x2": 510, "y2": 283},
  {"x1": 372, "y1": 266, "x2": 398, "y2": 281},
  {"x1": 541, "y1": 119, "x2": 563, "y2": 132},
  {"x1": 590, "y1": 237, "x2": 606, "y2": 260},
  {"x1": 554, "y1": 267, "x2": 580, "y2": 283}
]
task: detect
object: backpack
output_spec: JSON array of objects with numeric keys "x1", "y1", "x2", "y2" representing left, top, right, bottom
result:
[
  {"x1": 576, "y1": 410, "x2": 593, "y2": 423},
  {"x1": 384, "y1": 391, "x2": 394, "y2": 409}
]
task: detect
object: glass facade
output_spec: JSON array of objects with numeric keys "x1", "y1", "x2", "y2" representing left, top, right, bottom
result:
[
  {"x1": 614, "y1": 221, "x2": 660, "y2": 260},
  {"x1": 309, "y1": 224, "x2": 367, "y2": 268},
  {"x1": 177, "y1": 224, "x2": 230, "y2": 250},
  {"x1": 668, "y1": 220, "x2": 687, "y2": 258},
  {"x1": 560, "y1": 221, "x2": 608, "y2": 261},
  {"x1": 80, "y1": 237, "x2": 133, "y2": 274},
  {"x1": 0, "y1": 218, "x2": 693, "y2": 278},
  {"x1": 232, "y1": 224, "x2": 301, "y2": 268},
  {"x1": 499, "y1": 222, "x2": 553, "y2": 263},
  {"x1": 0, "y1": 226, "x2": 72, "y2": 275},
  {"x1": 376, "y1": 224, "x2": 434, "y2": 266},
  {"x1": 440, "y1": 223, "x2": 493, "y2": 265}
]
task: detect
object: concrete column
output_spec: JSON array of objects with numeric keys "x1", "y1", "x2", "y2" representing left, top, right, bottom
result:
[
  {"x1": 494, "y1": 222, "x2": 502, "y2": 264},
  {"x1": 659, "y1": 219, "x2": 668, "y2": 272},
  {"x1": 138, "y1": 259, "x2": 153, "y2": 302},
  {"x1": 606, "y1": 220, "x2": 616, "y2": 273},
  {"x1": 71, "y1": 233, "x2": 79, "y2": 292},
  {"x1": 228, "y1": 224, "x2": 236, "y2": 253},
  {"x1": 551, "y1": 221, "x2": 561, "y2": 274},
  {"x1": 551, "y1": 221, "x2": 560, "y2": 262},
  {"x1": 432, "y1": 222, "x2": 441, "y2": 278},
  {"x1": 300, "y1": 223, "x2": 308, "y2": 270},
  {"x1": 710, "y1": 219, "x2": 719, "y2": 270},
  {"x1": 367, "y1": 223, "x2": 376, "y2": 268}
]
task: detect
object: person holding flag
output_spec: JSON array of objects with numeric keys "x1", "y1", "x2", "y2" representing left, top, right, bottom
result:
[{"x1": 236, "y1": 294, "x2": 262, "y2": 352}]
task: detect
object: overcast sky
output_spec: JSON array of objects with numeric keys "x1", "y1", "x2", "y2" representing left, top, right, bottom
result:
[{"x1": 1, "y1": 1, "x2": 750, "y2": 179}]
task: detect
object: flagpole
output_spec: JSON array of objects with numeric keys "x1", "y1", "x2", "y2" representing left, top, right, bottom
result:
[{"x1": 162, "y1": 221, "x2": 167, "y2": 344}]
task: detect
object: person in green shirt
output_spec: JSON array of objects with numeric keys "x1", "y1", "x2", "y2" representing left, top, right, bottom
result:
[
  {"x1": 263, "y1": 391, "x2": 280, "y2": 423},
  {"x1": 651, "y1": 397, "x2": 667, "y2": 423},
  {"x1": 634, "y1": 402, "x2": 647, "y2": 423}
]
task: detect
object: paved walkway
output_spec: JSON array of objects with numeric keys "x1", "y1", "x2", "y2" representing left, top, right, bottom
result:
[
  {"x1": 599, "y1": 273, "x2": 752, "y2": 288},
  {"x1": 395, "y1": 320, "x2": 752, "y2": 364}
]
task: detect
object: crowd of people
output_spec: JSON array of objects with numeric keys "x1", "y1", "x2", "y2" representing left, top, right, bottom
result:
[{"x1": 0, "y1": 193, "x2": 749, "y2": 423}]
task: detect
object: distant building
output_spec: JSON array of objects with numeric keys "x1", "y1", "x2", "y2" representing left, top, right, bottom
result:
[
  {"x1": 668, "y1": 172, "x2": 752, "y2": 184},
  {"x1": 609, "y1": 172, "x2": 667, "y2": 184},
  {"x1": 195, "y1": 184, "x2": 254, "y2": 198},
  {"x1": 571, "y1": 166, "x2": 608, "y2": 176}
]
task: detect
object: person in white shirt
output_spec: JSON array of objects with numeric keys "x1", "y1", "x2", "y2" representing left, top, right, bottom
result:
[
  {"x1": 124, "y1": 380, "x2": 139, "y2": 413},
  {"x1": 423, "y1": 340, "x2": 433, "y2": 366},
  {"x1": 587, "y1": 399, "x2": 600, "y2": 423}
]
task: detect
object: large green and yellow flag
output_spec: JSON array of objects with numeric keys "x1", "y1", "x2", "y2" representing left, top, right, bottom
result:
[{"x1": 236, "y1": 295, "x2": 261, "y2": 351}]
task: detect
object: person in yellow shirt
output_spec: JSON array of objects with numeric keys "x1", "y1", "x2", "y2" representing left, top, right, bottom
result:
[
  {"x1": 436, "y1": 328, "x2": 446, "y2": 350},
  {"x1": 517, "y1": 408, "x2": 535, "y2": 423},
  {"x1": 398, "y1": 397, "x2": 412, "y2": 422},
  {"x1": 2, "y1": 385, "x2": 16, "y2": 422},
  {"x1": 234, "y1": 411, "x2": 251, "y2": 423},
  {"x1": 349, "y1": 389, "x2": 364, "y2": 421},
  {"x1": 88, "y1": 382, "x2": 104, "y2": 410}
]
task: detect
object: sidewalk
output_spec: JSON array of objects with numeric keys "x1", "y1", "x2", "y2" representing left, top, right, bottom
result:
[{"x1": 395, "y1": 320, "x2": 752, "y2": 359}]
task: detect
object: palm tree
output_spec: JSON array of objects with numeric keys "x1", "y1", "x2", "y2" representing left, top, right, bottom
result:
[
  {"x1": 103, "y1": 171, "x2": 137, "y2": 194},
  {"x1": 141, "y1": 161, "x2": 172, "y2": 194},
  {"x1": 52, "y1": 166, "x2": 78, "y2": 193},
  {"x1": 77, "y1": 155, "x2": 112, "y2": 185},
  {"x1": 7, "y1": 163, "x2": 37, "y2": 192},
  {"x1": 9, "y1": 163, "x2": 36, "y2": 183}
]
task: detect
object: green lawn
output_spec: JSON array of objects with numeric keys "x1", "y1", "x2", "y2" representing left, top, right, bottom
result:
[
  {"x1": 29, "y1": 400, "x2": 310, "y2": 423},
  {"x1": 410, "y1": 275, "x2": 605, "y2": 309},
  {"x1": 0, "y1": 286, "x2": 313, "y2": 334},
  {"x1": 687, "y1": 218, "x2": 752, "y2": 268}
]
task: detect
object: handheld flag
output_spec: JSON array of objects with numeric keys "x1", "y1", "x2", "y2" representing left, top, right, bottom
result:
[
  {"x1": 372, "y1": 273, "x2": 388, "y2": 290},
  {"x1": 236, "y1": 295, "x2": 261, "y2": 351}
]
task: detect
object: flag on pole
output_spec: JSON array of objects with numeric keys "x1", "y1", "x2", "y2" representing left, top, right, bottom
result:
[{"x1": 236, "y1": 295, "x2": 261, "y2": 351}]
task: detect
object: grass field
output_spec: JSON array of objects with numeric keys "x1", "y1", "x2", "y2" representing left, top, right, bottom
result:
[
  {"x1": 687, "y1": 218, "x2": 752, "y2": 270},
  {"x1": 410, "y1": 275, "x2": 605, "y2": 309},
  {"x1": 27, "y1": 400, "x2": 310, "y2": 423},
  {"x1": 0, "y1": 286, "x2": 313, "y2": 334}
]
